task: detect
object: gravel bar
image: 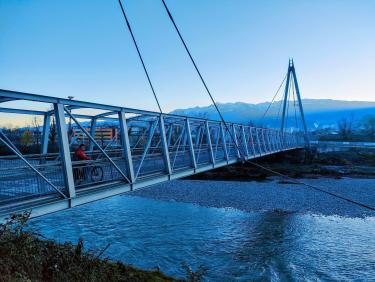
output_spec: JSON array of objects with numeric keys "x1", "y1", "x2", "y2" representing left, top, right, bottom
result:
[{"x1": 130, "y1": 178, "x2": 375, "y2": 217}]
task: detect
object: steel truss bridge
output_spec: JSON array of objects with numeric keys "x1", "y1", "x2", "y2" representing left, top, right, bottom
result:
[{"x1": 0, "y1": 61, "x2": 309, "y2": 219}]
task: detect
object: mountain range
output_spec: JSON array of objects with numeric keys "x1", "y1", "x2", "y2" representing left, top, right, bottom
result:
[{"x1": 170, "y1": 99, "x2": 375, "y2": 130}]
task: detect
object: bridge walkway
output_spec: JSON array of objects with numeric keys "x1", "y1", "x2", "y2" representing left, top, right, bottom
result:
[{"x1": 0, "y1": 89, "x2": 305, "y2": 219}]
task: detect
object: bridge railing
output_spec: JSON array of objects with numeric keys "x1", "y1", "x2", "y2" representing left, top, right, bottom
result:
[{"x1": 0, "y1": 89, "x2": 306, "y2": 207}]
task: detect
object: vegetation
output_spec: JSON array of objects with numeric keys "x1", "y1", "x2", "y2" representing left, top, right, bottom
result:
[
  {"x1": 314, "y1": 114, "x2": 375, "y2": 142},
  {"x1": 363, "y1": 115, "x2": 375, "y2": 141},
  {"x1": 0, "y1": 212, "x2": 180, "y2": 282},
  {"x1": 337, "y1": 117, "x2": 353, "y2": 140},
  {"x1": 187, "y1": 148, "x2": 375, "y2": 181}
]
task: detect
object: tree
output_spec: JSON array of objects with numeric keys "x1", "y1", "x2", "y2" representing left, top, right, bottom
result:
[
  {"x1": 338, "y1": 118, "x2": 353, "y2": 140},
  {"x1": 32, "y1": 117, "x2": 41, "y2": 145},
  {"x1": 49, "y1": 117, "x2": 57, "y2": 146},
  {"x1": 20, "y1": 130, "x2": 33, "y2": 146},
  {"x1": 362, "y1": 115, "x2": 375, "y2": 141}
]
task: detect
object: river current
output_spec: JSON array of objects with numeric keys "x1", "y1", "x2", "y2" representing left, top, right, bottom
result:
[{"x1": 31, "y1": 185, "x2": 375, "y2": 281}]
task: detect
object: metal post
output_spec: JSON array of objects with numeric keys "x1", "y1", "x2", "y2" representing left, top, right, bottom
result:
[
  {"x1": 271, "y1": 130, "x2": 277, "y2": 152},
  {"x1": 263, "y1": 129, "x2": 269, "y2": 153},
  {"x1": 41, "y1": 113, "x2": 50, "y2": 155},
  {"x1": 180, "y1": 127, "x2": 188, "y2": 158},
  {"x1": 268, "y1": 130, "x2": 273, "y2": 152},
  {"x1": 220, "y1": 122, "x2": 229, "y2": 162},
  {"x1": 54, "y1": 103, "x2": 76, "y2": 198},
  {"x1": 232, "y1": 124, "x2": 240, "y2": 158},
  {"x1": 264, "y1": 129, "x2": 270, "y2": 153},
  {"x1": 213, "y1": 126, "x2": 220, "y2": 160},
  {"x1": 249, "y1": 127, "x2": 256, "y2": 157},
  {"x1": 167, "y1": 124, "x2": 173, "y2": 146},
  {"x1": 118, "y1": 111, "x2": 135, "y2": 184},
  {"x1": 256, "y1": 128, "x2": 263, "y2": 155},
  {"x1": 88, "y1": 118, "x2": 97, "y2": 152},
  {"x1": 261, "y1": 129, "x2": 268, "y2": 153},
  {"x1": 185, "y1": 119, "x2": 197, "y2": 169},
  {"x1": 159, "y1": 115, "x2": 172, "y2": 175},
  {"x1": 196, "y1": 127, "x2": 202, "y2": 147},
  {"x1": 266, "y1": 129, "x2": 272, "y2": 152},
  {"x1": 205, "y1": 121, "x2": 215, "y2": 165},
  {"x1": 241, "y1": 126, "x2": 249, "y2": 158}
]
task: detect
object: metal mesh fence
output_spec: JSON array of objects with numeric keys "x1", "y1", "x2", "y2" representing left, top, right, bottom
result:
[{"x1": 0, "y1": 154, "x2": 65, "y2": 205}]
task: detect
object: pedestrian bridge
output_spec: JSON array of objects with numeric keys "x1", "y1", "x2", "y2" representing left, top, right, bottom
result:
[{"x1": 0, "y1": 88, "x2": 306, "y2": 219}]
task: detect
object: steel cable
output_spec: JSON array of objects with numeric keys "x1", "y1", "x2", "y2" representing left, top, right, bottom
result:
[
  {"x1": 118, "y1": 0, "x2": 163, "y2": 113},
  {"x1": 160, "y1": 0, "x2": 375, "y2": 213},
  {"x1": 260, "y1": 74, "x2": 287, "y2": 124}
]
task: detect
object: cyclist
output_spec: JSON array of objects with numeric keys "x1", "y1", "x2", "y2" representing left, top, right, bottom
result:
[
  {"x1": 73, "y1": 144, "x2": 91, "y2": 182},
  {"x1": 74, "y1": 144, "x2": 91, "y2": 161}
]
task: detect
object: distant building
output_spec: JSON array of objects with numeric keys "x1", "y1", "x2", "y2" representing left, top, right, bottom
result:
[{"x1": 72, "y1": 127, "x2": 118, "y2": 145}]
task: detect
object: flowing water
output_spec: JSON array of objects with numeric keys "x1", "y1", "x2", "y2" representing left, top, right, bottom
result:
[{"x1": 31, "y1": 185, "x2": 375, "y2": 281}]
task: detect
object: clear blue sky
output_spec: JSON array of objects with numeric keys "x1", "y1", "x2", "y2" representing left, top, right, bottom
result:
[{"x1": 1, "y1": 0, "x2": 374, "y2": 113}]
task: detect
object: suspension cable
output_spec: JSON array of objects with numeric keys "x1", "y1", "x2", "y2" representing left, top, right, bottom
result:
[
  {"x1": 276, "y1": 93, "x2": 283, "y2": 122},
  {"x1": 160, "y1": 0, "x2": 244, "y2": 158},
  {"x1": 260, "y1": 74, "x2": 287, "y2": 124},
  {"x1": 160, "y1": 0, "x2": 375, "y2": 213},
  {"x1": 118, "y1": 0, "x2": 163, "y2": 113}
]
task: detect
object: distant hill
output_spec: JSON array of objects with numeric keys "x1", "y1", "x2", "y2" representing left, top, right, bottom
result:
[{"x1": 170, "y1": 99, "x2": 375, "y2": 130}]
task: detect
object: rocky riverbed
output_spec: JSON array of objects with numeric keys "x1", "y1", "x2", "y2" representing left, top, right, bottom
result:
[{"x1": 131, "y1": 178, "x2": 375, "y2": 218}]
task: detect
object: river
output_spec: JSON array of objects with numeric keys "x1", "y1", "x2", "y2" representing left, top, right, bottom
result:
[{"x1": 31, "y1": 179, "x2": 375, "y2": 281}]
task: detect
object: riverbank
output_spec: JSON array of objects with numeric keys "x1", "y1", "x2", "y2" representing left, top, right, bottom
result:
[
  {"x1": 29, "y1": 192, "x2": 375, "y2": 281},
  {"x1": 132, "y1": 149, "x2": 375, "y2": 217},
  {"x1": 131, "y1": 178, "x2": 375, "y2": 217},
  {"x1": 0, "y1": 213, "x2": 179, "y2": 282},
  {"x1": 185, "y1": 148, "x2": 375, "y2": 181}
]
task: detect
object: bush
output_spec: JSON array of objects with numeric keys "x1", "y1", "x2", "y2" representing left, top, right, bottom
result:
[{"x1": 0, "y1": 212, "x2": 178, "y2": 282}]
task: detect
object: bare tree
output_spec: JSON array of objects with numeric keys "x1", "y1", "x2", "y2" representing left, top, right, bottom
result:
[
  {"x1": 32, "y1": 117, "x2": 41, "y2": 145},
  {"x1": 49, "y1": 117, "x2": 57, "y2": 146},
  {"x1": 363, "y1": 115, "x2": 375, "y2": 141},
  {"x1": 338, "y1": 118, "x2": 353, "y2": 140}
]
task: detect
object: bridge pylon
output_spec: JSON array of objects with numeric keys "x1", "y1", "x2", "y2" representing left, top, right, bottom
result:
[{"x1": 280, "y1": 59, "x2": 310, "y2": 145}]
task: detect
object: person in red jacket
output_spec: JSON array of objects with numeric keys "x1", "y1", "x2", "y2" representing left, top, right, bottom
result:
[
  {"x1": 74, "y1": 144, "x2": 91, "y2": 161},
  {"x1": 73, "y1": 144, "x2": 91, "y2": 182}
]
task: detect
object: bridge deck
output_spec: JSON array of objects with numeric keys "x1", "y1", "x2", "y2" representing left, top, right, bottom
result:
[
  {"x1": 0, "y1": 89, "x2": 305, "y2": 219},
  {"x1": 0, "y1": 147, "x2": 301, "y2": 219}
]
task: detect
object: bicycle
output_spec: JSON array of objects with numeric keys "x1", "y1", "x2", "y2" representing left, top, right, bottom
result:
[{"x1": 73, "y1": 161, "x2": 104, "y2": 185}]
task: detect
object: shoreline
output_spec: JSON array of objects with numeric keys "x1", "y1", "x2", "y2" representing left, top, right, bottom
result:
[
  {"x1": 0, "y1": 213, "x2": 180, "y2": 282},
  {"x1": 130, "y1": 177, "x2": 375, "y2": 218},
  {"x1": 184, "y1": 149, "x2": 375, "y2": 182}
]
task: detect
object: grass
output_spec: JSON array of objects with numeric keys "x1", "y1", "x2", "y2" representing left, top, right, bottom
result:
[{"x1": 0, "y1": 212, "x2": 181, "y2": 282}]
